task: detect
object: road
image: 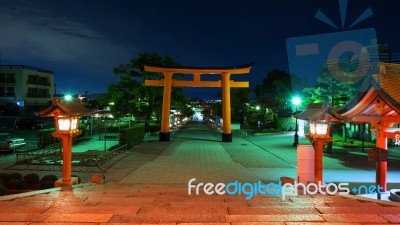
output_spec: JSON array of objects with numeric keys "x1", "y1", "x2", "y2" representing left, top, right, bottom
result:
[{"x1": 0, "y1": 116, "x2": 54, "y2": 153}]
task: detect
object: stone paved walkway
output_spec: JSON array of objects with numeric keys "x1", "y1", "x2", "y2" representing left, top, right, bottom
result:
[{"x1": 0, "y1": 121, "x2": 400, "y2": 224}]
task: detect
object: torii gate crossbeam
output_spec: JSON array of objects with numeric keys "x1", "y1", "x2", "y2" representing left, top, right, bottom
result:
[{"x1": 144, "y1": 62, "x2": 254, "y2": 142}]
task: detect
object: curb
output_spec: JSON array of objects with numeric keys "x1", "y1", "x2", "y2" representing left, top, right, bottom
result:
[{"x1": 0, "y1": 183, "x2": 92, "y2": 201}]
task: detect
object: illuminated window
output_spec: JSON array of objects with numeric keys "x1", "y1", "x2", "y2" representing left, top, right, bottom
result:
[{"x1": 58, "y1": 117, "x2": 71, "y2": 131}]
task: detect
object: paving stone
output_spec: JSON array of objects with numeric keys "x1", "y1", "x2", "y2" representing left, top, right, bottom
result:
[
  {"x1": 43, "y1": 213, "x2": 113, "y2": 223},
  {"x1": 99, "y1": 223, "x2": 176, "y2": 225},
  {"x1": 247, "y1": 202, "x2": 326, "y2": 207},
  {"x1": 87, "y1": 197, "x2": 155, "y2": 205},
  {"x1": 363, "y1": 224, "x2": 400, "y2": 225},
  {"x1": 137, "y1": 206, "x2": 228, "y2": 215},
  {"x1": 0, "y1": 206, "x2": 49, "y2": 214},
  {"x1": 225, "y1": 215, "x2": 324, "y2": 222},
  {"x1": 0, "y1": 223, "x2": 31, "y2": 225},
  {"x1": 109, "y1": 214, "x2": 226, "y2": 223},
  {"x1": 325, "y1": 202, "x2": 379, "y2": 207},
  {"x1": 0, "y1": 213, "x2": 49, "y2": 222},
  {"x1": 31, "y1": 223, "x2": 99, "y2": 225},
  {"x1": 231, "y1": 222, "x2": 285, "y2": 225},
  {"x1": 379, "y1": 214, "x2": 400, "y2": 223},
  {"x1": 321, "y1": 214, "x2": 388, "y2": 223},
  {"x1": 285, "y1": 223, "x2": 362, "y2": 225},
  {"x1": 46, "y1": 205, "x2": 140, "y2": 214},
  {"x1": 228, "y1": 207, "x2": 319, "y2": 215},
  {"x1": 179, "y1": 223, "x2": 231, "y2": 225},
  {"x1": 169, "y1": 202, "x2": 248, "y2": 208},
  {"x1": 317, "y1": 206, "x2": 400, "y2": 214}
]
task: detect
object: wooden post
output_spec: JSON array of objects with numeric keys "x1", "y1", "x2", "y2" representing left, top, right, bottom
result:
[
  {"x1": 61, "y1": 134, "x2": 72, "y2": 184},
  {"x1": 376, "y1": 125, "x2": 388, "y2": 192},
  {"x1": 314, "y1": 140, "x2": 325, "y2": 183}
]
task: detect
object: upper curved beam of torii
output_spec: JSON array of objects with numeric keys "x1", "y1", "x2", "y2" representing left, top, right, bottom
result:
[
  {"x1": 143, "y1": 62, "x2": 254, "y2": 88},
  {"x1": 143, "y1": 62, "x2": 255, "y2": 75}
]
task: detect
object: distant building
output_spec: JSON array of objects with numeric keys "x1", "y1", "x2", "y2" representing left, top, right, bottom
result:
[{"x1": 0, "y1": 65, "x2": 55, "y2": 113}]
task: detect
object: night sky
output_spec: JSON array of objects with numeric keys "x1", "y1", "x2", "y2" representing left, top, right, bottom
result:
[{"x1": 1, "y1": 0, "x2": 399, "y2": 99}]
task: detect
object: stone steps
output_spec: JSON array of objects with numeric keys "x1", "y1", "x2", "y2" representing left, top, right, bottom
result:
[{"x1": 1, "y1": 183, "x2": 400, "y2": 224}]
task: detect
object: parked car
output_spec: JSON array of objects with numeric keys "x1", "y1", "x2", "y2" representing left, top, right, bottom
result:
[
  {"x1": 0, "y1": 133, "x2": 26, "y2": 151},
  {"x1": 14, "y1": 117, "x2": 47, "y2": 130}
]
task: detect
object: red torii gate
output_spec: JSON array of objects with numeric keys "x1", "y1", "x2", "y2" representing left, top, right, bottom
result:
[
  {"x1": 144, "y1": 63, "x2": 254, "y2": 142},
  {"x1": 338, "y1": 62, "x2": 400, "y2": 191}
]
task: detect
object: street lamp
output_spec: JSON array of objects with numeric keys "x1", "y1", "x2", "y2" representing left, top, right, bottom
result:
[
  {"x1": 64, "y1": 94, "x2": 73, "y2": 101},
  {"x1": 36, "y1": 97, "x2": 91, "y2": 188},
  {"x1": 256, "y1": 105, "x2": 261, "y2": 132},
  {"x1": 296, "y1": 103, "x2": 342, "y2": 184},
  {"x1": 292, "y1": 97, "x2": 301, "y2": 146}
]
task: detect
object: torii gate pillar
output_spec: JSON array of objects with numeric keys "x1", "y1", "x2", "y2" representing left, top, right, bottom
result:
[
  {"x1": 221, "y1": 72, "x2": 232, "y2": 142},
  {"x1": 160, "y1": 72, "x2": 173, "y2": 141}
]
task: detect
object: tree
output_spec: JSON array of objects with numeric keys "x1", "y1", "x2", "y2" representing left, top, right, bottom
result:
[
  {"x1": 254, "y1": 69, "x2": 293, "y2": 127},
  {"x1": 302, "y1": 67, "x2": 358, "y2": 108},
  {"x1": 100, "y1": 52, "x2": 185, "y2": 129},
  {"x1": 303, "y1": 67, "x2": 359, "y2": 153},
  {"x1": 171, "y1": 90, "x2": 193, "y2": 118},
  {"x1": 231, "y1": 88, "x2": 251, "y2": 124},
  {"x1": 97, "y1": 76, "x2": 141, "y2": 116}
]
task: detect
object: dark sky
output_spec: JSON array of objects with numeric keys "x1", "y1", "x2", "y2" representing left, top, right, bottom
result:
[{"x1": 1, "y1": 0, "x2": 399, "y2": 99}]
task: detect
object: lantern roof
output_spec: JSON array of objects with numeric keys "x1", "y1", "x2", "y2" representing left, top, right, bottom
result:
[
  {"x1": 337, "y1": 62, "x2": 400, "y2": 123},
  {"x1": 36, "y1": 97, "x2": 92, "y2": 117},
  {"x1": 295, "y1": 102, "x2": 343, "y2": 122}
]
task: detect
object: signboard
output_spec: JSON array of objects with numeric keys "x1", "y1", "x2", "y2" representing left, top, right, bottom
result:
[{"x1": 297, "y1": 144, "x2": 315, "y2": 184}]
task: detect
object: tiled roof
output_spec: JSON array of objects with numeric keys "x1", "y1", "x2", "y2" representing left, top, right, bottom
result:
[
  {"x1": 295, "y1": 103, "x2": 343, "y2": 122},
  {"x1": 36, "y1": 97, "x2": 92, "y2": 117},
  {"x1": 337, "y1": 62, "x2": 400, "y2": 115},
  {"x1": 376, "y1": 62, "x2": 400, "y2": 104}
]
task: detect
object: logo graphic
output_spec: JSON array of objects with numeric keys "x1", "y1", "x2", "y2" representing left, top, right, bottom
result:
[
  {"x1": 286, "y1": 0, "x2": 380, "y2": 93},
  {"x1": 188, "y1": 178, "x2": 384, "y2": 200}
]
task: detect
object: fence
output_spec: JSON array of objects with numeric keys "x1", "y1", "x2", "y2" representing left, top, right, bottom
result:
[{"x1": 9, "y1": 144, "x2": 128, "y2": 172}]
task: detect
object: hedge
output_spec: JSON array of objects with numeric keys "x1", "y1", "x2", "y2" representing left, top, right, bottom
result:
[
  {"x1": 37, "y1": 124, "x2": 87, "y2": 148},
  {"x1": 119, "y1": 124, "x2": 145, "y2": 148},
  {"x1": 6, "y1": 173, "x2": 22, "y2": 182},
  {"x1": 37, "y1": 128, "x2": 57, "y2": 147},
  {"x1": 23, "y1": 173, "x2": 40, "y2": 184}
]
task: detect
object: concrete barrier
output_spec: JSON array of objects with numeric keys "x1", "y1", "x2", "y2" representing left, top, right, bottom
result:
[{"x1": 231, "y1": 123, "x2": 241, "y2": 130}]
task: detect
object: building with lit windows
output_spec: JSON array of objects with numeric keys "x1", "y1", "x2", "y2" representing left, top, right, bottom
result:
[{"x1": 0, "y1": 65, "x2": 55, "y2": 113}]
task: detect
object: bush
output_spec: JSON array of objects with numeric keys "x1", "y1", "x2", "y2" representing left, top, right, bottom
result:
[
  {"x1": 119, "y1": 124, "x2": 145, "y2": 148},
  {"x1": 0, "y1": 185, "x2": 6, "y2": 196},
  {"x1": 6, "y1": 173, "x2": 22, "y2": 182},
  {"x1": 5, "y1": 179, "x2": 23, "y2": 189},
  {"x1": 0, "y1": 172, "x2": 7, "y2": 181},
  {"x1": 40, "y1": 181, "x2": 54, "y2": 190},
  {"x1": 78, "y1": 124, "x2": 87, "y2": 137},
  {"x1": 40, "y1": 174, "x2": 58, "y2": 183},
  {"x1": 23, "y1": 173, "x2": 40, "y2": 184},
  {"x1": 37, "y1": 128, "x2": 57, "y2": 147},
  {"x1": 146, "y1": 124, "x2": 160, "y2": 133},
  {"x1": 332, "y1": 134, "x2": 342, "y2": 143}
]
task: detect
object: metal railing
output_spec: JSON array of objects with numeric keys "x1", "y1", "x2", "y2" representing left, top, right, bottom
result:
[
  {"x1": 16, "y1": 146, "x2": 62, "y2": 164},
  {"x1": 10, "y1": 144, "x2": 128, "y2": 172}
]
